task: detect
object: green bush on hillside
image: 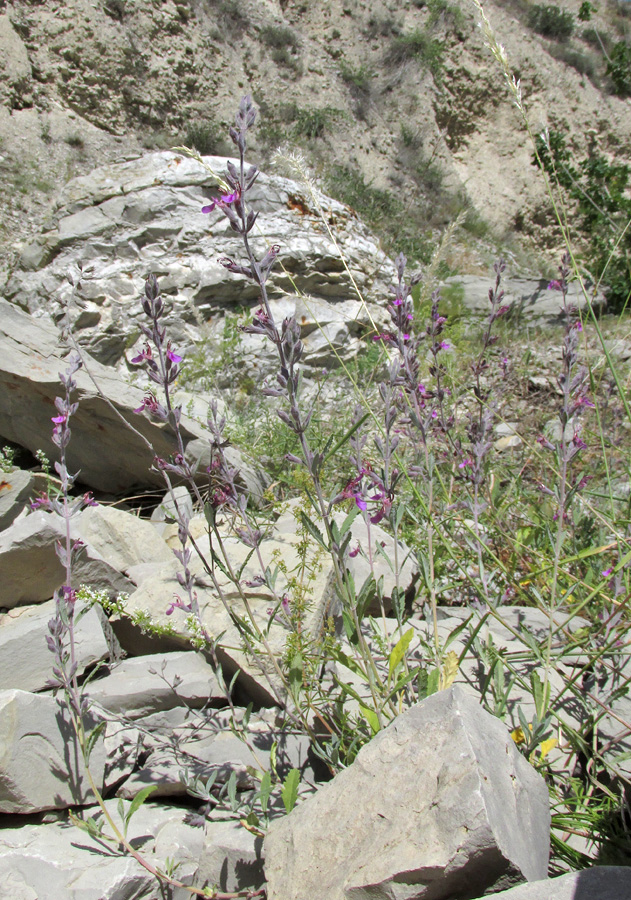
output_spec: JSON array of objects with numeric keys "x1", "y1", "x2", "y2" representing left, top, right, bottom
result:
[
  {"x1": 607, "y1": 40, "x2": 631, "y2": 95},
  {"x1": 528, "y1": 4, "x2": 575, "y2": 41},
  {"x1": 534, "y1": 129, "x2": 631, "y2": 311}
]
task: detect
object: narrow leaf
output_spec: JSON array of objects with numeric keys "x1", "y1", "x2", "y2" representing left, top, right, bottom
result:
[
  {"x1": 388, "y1": 628, "x2": 414, "y2": 678},
  {"x1": 281, "y1": 768, "x2": 300, "y2": 814}
]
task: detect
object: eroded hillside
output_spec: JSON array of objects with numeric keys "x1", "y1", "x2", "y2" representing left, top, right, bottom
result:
[{"x1": 1, "y1": 0, "x2": 631, "y2": 277}]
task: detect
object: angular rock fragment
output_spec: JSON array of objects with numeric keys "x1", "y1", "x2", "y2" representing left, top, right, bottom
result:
[
  {"x1": 0, "y1": 510, "x2": 133, "y2": 608},
  {"x1": 0, "y1": 689, "x2": 108, "y2": 814},
  {"x1": 264, "y1": 686, "x2": 550, "y2": 900},
  {"x1": 0, "y1": 598, "x2": 109, "y2": 693},
  {"x1": 0, "y1": 800, "x2": 203, "y2": 900},
  {"x1": 0, "y1": 468, "x2": 34, "y2": 531},
  {"x1": 76, "y1": 502, "x2": 174, "y2": 573},
  {"x1": 83, "y1": 650, "x2": 225, "y2": 719},
  {"x1": 484, "y1": 866, "x2": 631, "y2": 899},
  {"x1": 194, "y1": 821, "x2": 265, "y2": 896}
]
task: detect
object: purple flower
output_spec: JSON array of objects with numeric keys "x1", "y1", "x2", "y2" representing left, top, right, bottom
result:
[
  {"x1": 134, "y1": 392, "x2": 168, "y2": 420},
  {"x1": 31, "y1": 493, "x2": 51, "y2": 511},
  {"x1": 548, "y1": 280, "x2": 563, "y2": 291},
  {"x1": 166, "y1": 343, "x2": 183, "y2": 364},
  {"x1": 202, "y1": 190, "x2": 240, "y2": 214},
  {"x1": 166, "y1": 594, "x2": 192, "y2": 616},
  {"x1": 131, "y1": 343, "x2": 153, "y2": 365}
]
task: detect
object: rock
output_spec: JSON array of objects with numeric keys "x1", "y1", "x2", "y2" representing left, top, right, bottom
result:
[
  {"x1": 150, "y1": 484, "x2": 195, "y2": 534},
  {"x1": 115, "y1": 517, "x2": 340, "y2": 706},
  {"x1": 194, "y1": 821, "x2": 265, "y2": 896},
  {"x1": 264, "y1": 685, "x2": 550, "y2": 900},
  {"x1": 444, "y1": 275, "x2": 606, "y2": 322},
  {"x1": 0, "y1": 510, "x2": 133, "y2": 608},
  {"x1": 4, "y1": 151, "x2": 394, "y2": 371},
  {"x1": 76, "y1": 502, "x2": 174, "y2": 573},
  {"x1": 0, "y1": 297, "x2": 206, "y2": 494},
  {"x1": 0, "y1": 689, "x2": 108, "y2": 813},
  {"x1": 0, "y1": 468, "x2": 34, "y2": 530},
  {"x1": 0, "y1": 800, "x2": 203, "y2": 900},
  {"x1": 115, "y1": 729, "x2": 256, "y2": 800},
  {"x1": 83, "y1": 650, "x2": 225, "y2": 719},
  {"x1": 0, "y1": 597, "x2": 109, "y2": 693},
  {"x1": 117, "y1": 706, "x2": 326, "y2": 800},
  {"x1": 494, "y1": 434, "x2": 523, "y2": 451},
  {"x1": 483, "y1": 866, "x2": 631, "y2": 899}
]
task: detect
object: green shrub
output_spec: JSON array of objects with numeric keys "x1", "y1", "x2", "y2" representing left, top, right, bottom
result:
[
  {"x1": 338, "y1": 60, "x2": 373, "y2": 94},
  {"x1": 548, "y1": 43, "x2": 598, "y2": 79},
  {"x1": 527, "y1": 4, "x2": 575, "y2": 41},
  {"x1": 534, "y1": 129, "x2": 631, "y2": 311},
  {"x1": 261, "y1": 24, "x2": 300, "y2": 52},
  {"x1": 291, "y1": 107, "x2": 345, "y2": 139},
  {"x1": 607, "y1": 40, "x2": 631, "y2": 95},
  {"x1": 326, "y1": 164, "x2": 436, "y2": 263},
  {"x1": 183, "y1": 121, "x2": 223, "y2": 155},
  {"x1": 387, "y1": 28, "x2": 444, "y2": 78}
]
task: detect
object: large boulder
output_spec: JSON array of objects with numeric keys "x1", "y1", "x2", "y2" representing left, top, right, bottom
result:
[
  {"x1": 3, "y1": 151, "x2": 395, "y2": 371},
  {"x1": 264, "y1": 686, "x2": 550, "y2": 900},
  {"x1": 0, "y1": 298, "x2": 265, "y2": 495}
]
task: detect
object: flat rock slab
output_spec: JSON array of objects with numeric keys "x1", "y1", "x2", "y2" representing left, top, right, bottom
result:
[
  {"x1": 264, "y1": 685, "x2": 550, "y2": 900},
  {"x1": 0, "y1": 800, "x2": 203, "y2": 900},
  {"x1": 0, "y1": 689, "x2": 108, "y2": 814},
  {"x1": 445, "y1": 274, "x2": 606, "y2": 322},
  {"x1": 0, "y1": 598, "x2": 109, "y2": 692},
  {"x1": 0, "y1": 509, "x2": 133, "y2": 607},
  {"x1": 76, "y1": 503, "x2": 174, "y2": 573},
  {"x1": 0, "y1": 468, "x2": 34, "y2": 531},
  {"x1": 83, "y1": 650, "x2": 224, "y2": 718},
  {"x1": 484, "y1": 866, "x2": 631, "y2": 899},
  {"x1": 0, "y1": 298, "x2": 210, "y2": 494},
  {"x1": 119, "y1": 524, "x2": 340, "y2": 706},
  {"x1": 194, "y1": 821, "x2": 265, "y2": 896}
]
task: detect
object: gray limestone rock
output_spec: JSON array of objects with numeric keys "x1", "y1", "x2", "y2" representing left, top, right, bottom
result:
[
  {"x1": 482, "y1": 866, "x2": 631, "y2": 899},
  {"x1": 0, "y1": 689, "x2": 108, "y2": 814},
  {"x1": 0, "y1": 509, "x2": 133, "y2": 608},
  {"x1": 0, "y1": 800, "x2": 203, "y2": 900},
  {"x1": 0, "y1": 298, "x2": 265, "y2": 497},
  {"x1": 4, "y1": 151, "x2": 394, "y2": 371},
  {"x1": 264, "y1": 685, "x2": 550, "y2": 900},
  {"x1": 0, "y1": 598, "x2": 109, "y2": 692},
  {"x1": 75, "y1": 502, "x2": 174, "y2": 573},
  {"x1": 194, "y1": 821, "x2": 265, "y2": 896},
  {"x1": 83, "y1": 650, "x2": 224, "y2": 719},
  {"x1": 445, "y1": 274, "x2": 606, "y2": 322},
  {"x1": 116, "y1": 517, "x2": 340, "y2": 706},
  {"x1": 0, "y1": 468, "x2": 34, "y2": 531}
]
